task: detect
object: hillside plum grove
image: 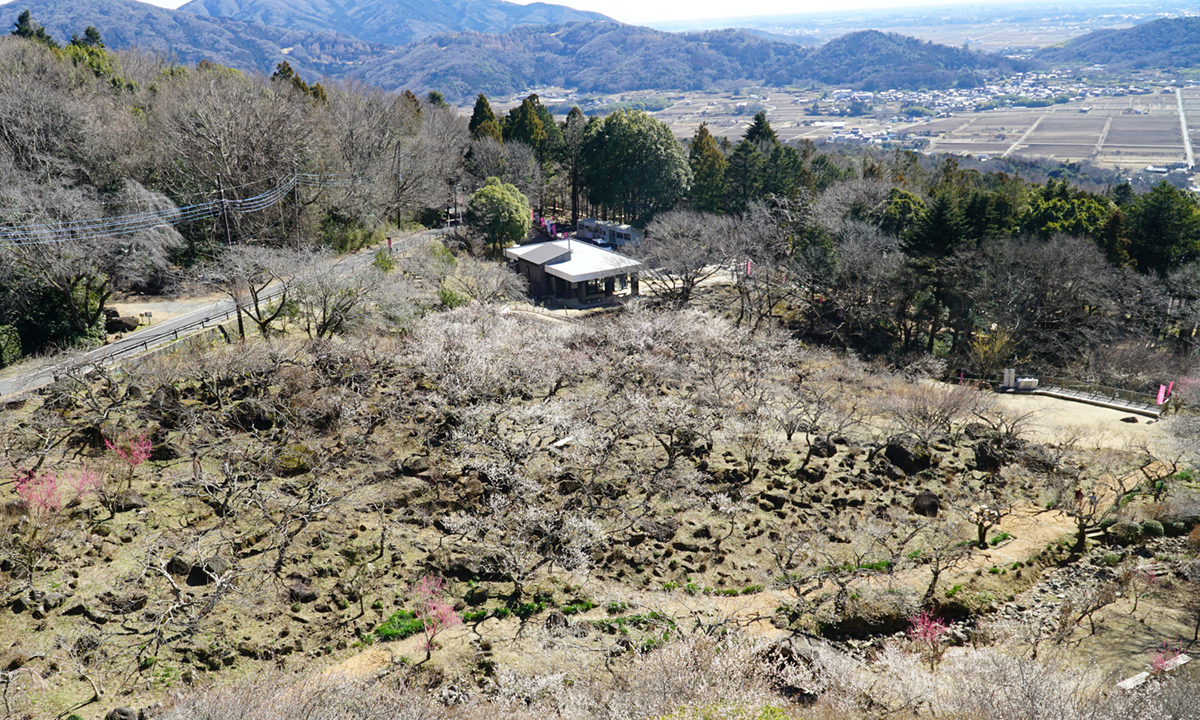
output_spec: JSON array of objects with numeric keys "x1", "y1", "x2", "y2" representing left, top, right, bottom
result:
[
  {"x1": 1, "y1": 17, "x2": 1200, "y2": 718},
  {"x1": 1, "y1": 299, "x2": 1198, "y2": 718}
]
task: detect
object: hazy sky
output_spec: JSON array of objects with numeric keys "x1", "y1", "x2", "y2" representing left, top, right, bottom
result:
[{"x1": 137, "y1": 0, "x2": 1000, "y2": 25}]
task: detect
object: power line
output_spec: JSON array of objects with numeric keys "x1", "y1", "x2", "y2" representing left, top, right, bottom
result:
[{"x1": 0, "y1": 162, "x2": 388, "y2": 248}]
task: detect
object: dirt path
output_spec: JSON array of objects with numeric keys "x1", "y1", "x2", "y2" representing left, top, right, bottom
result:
[{"x1": 990, "y1": 391, "x2": 1163, "y2": 449}]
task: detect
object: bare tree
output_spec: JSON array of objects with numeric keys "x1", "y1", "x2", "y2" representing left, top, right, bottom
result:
[
  {"x1": 875, "y1": 379, "x2": 989, "y2": 447},
  {"x1": 444, "y1": 473, "x2": 603, "y2": 601},
  {"x1": 634, "y1": 210, "x2": 732, "y2": 307},
  {"x1": 203, "y1": 245, "x2": 313, "y2": 339},
  {"x1": 440, "y1": 255, "x2": 528, "y2": 304},
  {"x1": 293, "y1": 254, "x2": 387, "y2": 338}
]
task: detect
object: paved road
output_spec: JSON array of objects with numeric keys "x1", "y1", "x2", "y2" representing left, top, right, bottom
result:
[{"x1": 0, "y1": 231, "x2": 439, "y2": 402}]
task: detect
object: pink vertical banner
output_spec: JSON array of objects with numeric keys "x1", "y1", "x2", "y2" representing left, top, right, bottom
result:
[
  {"x1": 551, "y1": 223, "x2": 557, "y2": 236},
  {"x1": 1157, "y1": 385, "x2": 1167, "y2": 404},
  {"x1": 1168, "y1": 381, "x2": 1174, "y2": 398}
]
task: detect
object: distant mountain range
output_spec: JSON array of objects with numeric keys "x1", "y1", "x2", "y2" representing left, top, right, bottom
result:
[
  {"x1": 16, "y1": 0, "x2": 1194, "y2": 102},
  {"x1": 3, "y1": 0, "x2": 388, "y2": 80},
  {"x1": 1035, "y1": 16, "x2": 1200, "y2": 71},
  {"x1": 358, "y1": 24, "x2": 1029, "y2": 99},
  {"x1": 177, "y1": 0, "x2": 612, "y2": 48},
  {"x1": 358, "y1": 23, "x2": 811, "y2": 98}
]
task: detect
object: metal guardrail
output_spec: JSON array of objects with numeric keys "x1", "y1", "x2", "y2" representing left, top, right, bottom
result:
[
  {"x1": 44, "y1": 304, "x2": 241, "y2": 384},
  {"x1": 962, "y1": 372, "x2": 1164, "y2": 416},
  {"x1": 1036, "y1": 375, "x2": 1161, "y2": 409}
]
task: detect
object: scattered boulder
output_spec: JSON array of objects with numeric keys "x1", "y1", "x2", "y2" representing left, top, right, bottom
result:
[
  {"x1": 275, "y1": 443, "x2": 315, "y2": 476},
  {"x1": 105, "y1": 708, "x2": 138, "y2": 720},
  {"x1": 873, "y1": 460, "x2": 905, "y2": 482},
  {"x1": 973, "y1": 440, "x2": 1007, "y2": 473},
  {"x1": 401, "y1": 455, "x2": 431, "y2": 476},
  {"x1": 289, "y1": 584, "x2": 318, "y2": 604},
  {"x1": 229, "y1": 399, "x2": 276, "y2": 432},
  {"x1": 166, "y1": 555, "x2": 191, "y2": 576},
  {"x1": 1106, "y1": 521, "x2": 1143, "y2": 546},
  {"x1": 187, "y1": 556, "x2": 230, "y2": 586},
  {"x1": 1, "y1": 648, "x2": 31, "y2": 671},
  {"x1": 791, "y1": 465, "x2": 826, "y2": 483},
  {"x1": 1120, "y1": 416, "x2": 1139, "y2": 424},
  {"x1": 111, "y1": 490, "x2": 147, "y2": 513},
  {"x1": 912, "y1": 490, "x2": 941, "y2": 518},
  {"x1": 544, "y1": 610, "x2": 569, "y2": 632},
  {"x1": 640, "y1": 517, "x2": 680, "y2": 543},
  {"x1": 105, "y1": 316, "x2": 140, "y2": 334},
  {"x1": 809, "y1": 436, "x2": 837, "y2": 459},
  {"x1": 149, "y1": 442, "x2": 182, "y2": 462},
  {"x1": 884, "y1": 440, "x2": 935, "y2": 475}
]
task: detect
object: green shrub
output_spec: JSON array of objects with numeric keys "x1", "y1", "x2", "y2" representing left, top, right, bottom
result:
[
  {"x1": 989, "y1": 532, "x2": 1013, "y2": 546},
  {"x1": 319, "y1": 213, "x2": 385, "y2": 252},
  {"x1": 438, "y1": 285, "x2": 469, "y2": 309},
  {"x1": 561, "y1": 600, "x2": 595, "y2": 615},
  {"x1": 0, "y1": 325, "x2": 21, "y2": 367},
  {"x1": 1101, "y1": 553, "x2": 1121, "y2": 567},
  {"x1": 461, "y1": 609, "x2": 488, "y2": 623},
  {"x1": 372, "y1": 248, "x2": 396, "y2": 272},
  {"x1": 376, "y1": 609, "x2": 424, "y2": 642},
  {"x1": 514, "y1": 601, "x2": 544, "y2": 619},
  {"x1": 1142, "y1": 519, "x2": 1165, "y2": 537}
]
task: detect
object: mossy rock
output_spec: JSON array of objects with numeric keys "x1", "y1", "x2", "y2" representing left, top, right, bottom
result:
[
  {"x1": 276, "y1": 443, "x2": 315, "y2": 476},
  {"x1": 1141, "y1": 519, "x2": 1164, "y2": 537},
  {"x1": 1107, "y1": 521, "x2": 1143, "y2": 546}
]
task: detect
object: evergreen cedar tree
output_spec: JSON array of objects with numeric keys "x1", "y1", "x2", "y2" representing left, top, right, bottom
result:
[
  {"x1": 468, "y1": 93, "x2": 499, "y2": 140},
  {"x1": 271, "y1": 61, "x2": 327, "y2": 104},
  {"x1": 689, "y1": 123, "x2": 727, "y2": 213},
  {"x1": 12, "y1": 9, "x2": 57, "y2": 48},
  {"x1": 581, "y1": 108, "x2": 691, "y2": 226}
]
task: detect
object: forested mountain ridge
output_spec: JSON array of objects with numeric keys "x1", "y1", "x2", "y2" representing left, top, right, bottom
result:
[
  {"x1": 357, "y1": 22, "x2": 812, "y2": 99},
  {"x1": 178, "y1": 0, "x2": 613, "y2": 48},
  {"x1": 800, "y1": 30, "x2": 1028, "y2": 90},
  {"x1": 357, "y1": 22, "x2": 1031, "y2": 100},
  {"x1": 4, "y1": 0, "x2": 388, "y2": 79},
  {"x1": 1034, "y1": 16, "x2": 1200, "y2": 70}
]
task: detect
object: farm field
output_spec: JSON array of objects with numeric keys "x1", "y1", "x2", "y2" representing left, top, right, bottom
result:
[{"x1": 650, "y1": 89, "x2": 1195, "y2": 171}]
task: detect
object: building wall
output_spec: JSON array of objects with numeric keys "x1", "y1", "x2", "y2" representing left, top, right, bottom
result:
[{"x1": 515, "y1": 259, "x2": 550, "y2": 296}]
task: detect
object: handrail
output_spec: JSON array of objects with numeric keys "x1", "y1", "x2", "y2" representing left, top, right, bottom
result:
[{"x1": 1036, "y1": 375, "x2": 1159, "y2": 407}]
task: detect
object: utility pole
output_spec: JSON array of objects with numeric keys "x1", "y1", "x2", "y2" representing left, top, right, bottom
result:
[
  {"x1": 394, "y1": 146, "x2": 402, "y2": 230},
  {"x1": 218, "y1": 174, "x2": 245, "y2": 341},
  {"x1": 293, "y1": 162, "x2": 301, "y2": 248},
  {"x1": 218, "y1": 174, "x2": 234, "y2": 248}
]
